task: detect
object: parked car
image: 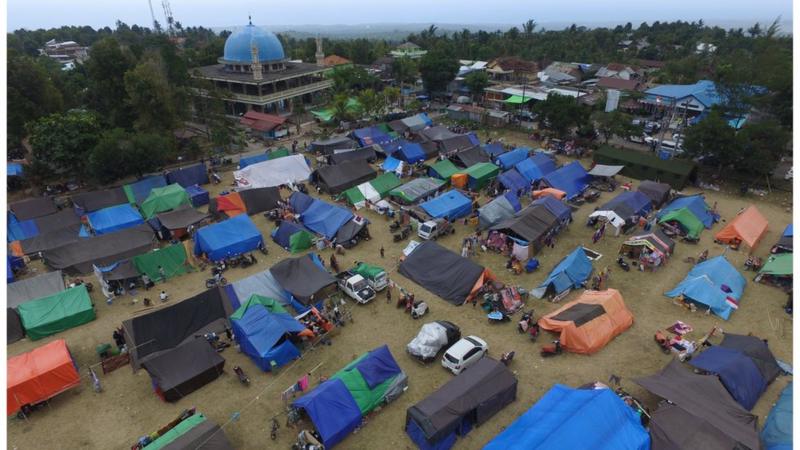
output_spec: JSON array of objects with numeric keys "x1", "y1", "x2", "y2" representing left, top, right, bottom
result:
[
  {"x1": 335, "y1": 272, "x2": 376, "y2": 304},
  {"x1": 442, "y1": 335, "x2": 488, "y2": 374},
  {"x1": 628, "y1": 135, "x2": 646, "y2": 144},
  {"x1": 407, "y1": 321, "x2": 461, "y2": 363},
  {"x1": 418, "y1": 219, "x2": 456, "y2": 240}
]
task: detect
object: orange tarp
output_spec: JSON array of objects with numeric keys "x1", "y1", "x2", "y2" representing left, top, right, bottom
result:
[
  {"x1": 215, "y1": 192, "x2": 246, "y2": 217},
  {"x1": 466, "y1": 269, "x2": 498, "y2": 304},
  {"x1": 450, "y1": 173, "x2": 468, "y2": 189},
  {"x1": 538, "y1": 289, "x2": 633, "y2": 354},
  {"x1": 8, "y1": 339, "x2": 81, "y2": 415},
  {"x1": 714, "y1": 205, "x2": 768, "y2": 250},
  {"x1": 532, "y1": 188, "x2": 566, "y2": 200}
]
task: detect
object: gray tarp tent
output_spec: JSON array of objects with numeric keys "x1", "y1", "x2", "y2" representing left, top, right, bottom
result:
[
  {"x1": 398, "y1": 241, "x2": 487, "y2": 305},
  {"x1": 313, "y1": 160, "x2": 376, "y2": 194},
  {"x1": 269, "y1": 255, "x2": 337, "y2": 306},
  {"x1": 71, "y1": 188, "x2": 129, "y2": 212},
  {"x1": 406, "y1": 357, "x2": 517, "y2": 446},
  {"x1": 123, "y1": 287, "x2": 232, "y2": 370},
  {"x1": 162, "y1": 418, "x2": 234, "y2": 450},
  {"x1": 637, "y1": 180, "x2": 672, "y2": 208},
  {"x1": 451, "y1": 146, "x2": 489, "y2": 168},
  {"x1": 141, "y1": 338, "x2": 225, "y2": 402},
  {"x1": 239, "y1": 187, "x2": 282, "y2": 215},
  {"x1": 478, "y1": 195, "x2": 518, "y2": 229},
  {"x1": 491, "y1": 204, "x2": 559, "y2": 243},
  {"x1": 102, "y1": 260, "x2": 141, "y2": 281},
  {"x1": 587, "y1": 164, "x2": 625, "y2": 177},
  {"x1": 635, "y1": 359, "x2": 760, "y2": 450},
  {"x1": 43, "y1": 224, "x2": 155, "y2": 274},
  {"x1": 439, "y1": 136, "x2": 475, "y2": 153},
  {"x1": 420, "y1": 126, "x2": 458, "y2": 142},
  {"x1": 719, "y1": 333, "x2": 781, "y2": 383},
  {"x1": 34, "y1": 209, "x2": 81, "y2": 234},
  {"x1": 10, "y1": 197, "x2": 58, "y2": 220},
  {"x1": 19, "y1": 224, "x2": 84, "y2": 255},
  {"x1": 310, "y1": 136, "x2": 357, "y2": 155},
  {"x1": 7, "y1": 270, "x2": 65, "y2": 309},
  {"x1": 390, "y1": 178, "x2": 446, "y2": 205},
  {"x1": 330, "y1": 146, "x2": 378, "y2": 165},
  {"x1": 155, "y1": 206, "x2": 209, "y2": 230}
]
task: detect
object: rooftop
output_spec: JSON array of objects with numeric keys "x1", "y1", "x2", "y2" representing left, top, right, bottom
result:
[
  {"x1": 222, "y1": 23, "x2": 285, "y2": 64},
  {"x1": 597, "y1": 77, "x2": 642, "y2": 91},
  {"x1": 194, "y1": 62, "x2": 326, "y2": 84},
  {"x1": 644, "y1": 80, "x2": 721, "y2": 106},
  {"x1": 240, "y1": 110, "x2": 287, "y2": 131}
]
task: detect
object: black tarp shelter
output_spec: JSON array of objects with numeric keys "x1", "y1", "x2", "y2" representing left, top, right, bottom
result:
[
  {"x1": 239, "y1": 187, "x2": 282, "y2": 215},
  {"x1": 399, "y1": 241, "x2": 490, "y2": 305},
  {"x1": 330, "y1": 146, "x2": 378, "y2": 165},
  {"x1": 451, "y1": 146, "x2": 489, "y2": 168},
  {"x1": 491, "y1": 204, "x2": 559, "y2": 244},
  {"x1": 142, "y1": 338, "x2": 225, "y2": 402},
  {"x1": 10, "y1": 197, "x2": 58, "y2": 220},
  {"x1": 19, "y1": 224, "x2": 83, "y2": 255},
  {"x1": 34, "y1": 209, "x2": 81, "y2": 234},
  {"x1": 43, "y1": 224, "x2": 155, "y2": 274},
  {"x1": 155, "y1": 206, "x2": 209, "y2": 230},
  {"x1": 313, "y1": 160, "x2": 376, "y2": 194},
  {"x1": 161, "y1": 418, "x2": 234, "y2": 450},
  {"x1": 637, "y1": 180, "x2": 672, "y2": 208},
  {"x1": 310, "y1": 136, "x2": 357, "y2": 155},
  {"x1": 71, "y1": 188, "x2": 129, "y2": 213},
  {"x1": 269, "y1": 255, "x2": 337, "y2": 306}
]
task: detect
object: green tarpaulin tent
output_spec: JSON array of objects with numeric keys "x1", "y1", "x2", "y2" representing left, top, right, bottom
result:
[
  {"x1": 268, "y1": 147, "x2": 290, "y2": 160},
  {"x1": 230, "y1": 294, "x2": 288, "y2": 320},
  {"x1": 369, "y1": 172, "x2": 402, "y2": 198},
  {"x1": 343, "y1": 187, "x2": 366, "y2": 206},
  {"x1": 462, "y1": 162, "x2": 500, "y2": 190},
  {"x1": 429, "y1": 160, "x2": 460, "y2": 180},
  {"x1": 330, "y1": 353, "x2": 397, "y2": 415},
  {"x1": 759, "y1": 253, "x2": 792, "y2": 276},
  {"x1": 144, "y1": 413, "x2": 206, "y2": 450},
  {"x1": 658, "y1": 207, "x2": 704, "y2": 239},
  {"x1": 505, "y1": 95, "x2": 533, "y2": 104},
  {"x1": 132, "y1": 243, "x2": 193, "y2": 281},
  {"x1": 140, "y1": 184, "x2": 191, "y2": 219},
  {"x1": 17, "y1": 284, "x2": 95, "y2": 340},
  {"x1": 288, "y1": 229, "x2": 314, "y2": 253},
  {"x1": 311, "y1": 98, "x2": 361, "y2": 123}
]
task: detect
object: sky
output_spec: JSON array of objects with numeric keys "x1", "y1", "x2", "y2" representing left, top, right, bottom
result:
[{"x1": 6, "y1": 0, "x2": 793, "y2": 31}]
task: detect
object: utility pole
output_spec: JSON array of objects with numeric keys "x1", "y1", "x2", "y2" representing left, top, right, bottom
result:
[
  {"x1": 162, "y1": 0, "x2": 175, "y2": 37},
  {"x1": 147, "y1": 0, "x2": 159, "y2": 32}
]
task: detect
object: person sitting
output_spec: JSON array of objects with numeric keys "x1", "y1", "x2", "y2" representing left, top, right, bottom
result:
[{"x1": 159, "y1": 291, "x2": 169, "y2": 303}]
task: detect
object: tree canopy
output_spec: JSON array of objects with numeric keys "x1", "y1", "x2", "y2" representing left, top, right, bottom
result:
[{"x1": 418, "y1": 50, "x2": 459, "y2": 94}]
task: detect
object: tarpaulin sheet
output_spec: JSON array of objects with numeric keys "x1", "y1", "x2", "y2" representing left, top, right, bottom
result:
[
  {"x1": 310, "y1": 136, "x2": 357, "y2": 155},
  {"x1": 193, "y1": 214, "x2": 263, "y2": 261},
  {"x1": 543, "y1": 161, "x2": 590, "y2": 199},
  {"x1": 495, "y1": 148, "x2": 529, "y2": 170},
  {"x1": 270, "y1": 255, "x2": 337, "y2": 304},
  {"x1": 352, "y1": 126, "x2": 393, "y2": 147},
  {"x1": 720, "y1": 334, "x2": 781, "y2": 384},
  {"x1": 230, "y1": 294, "x2": 288, "y2": 319},
  {"x1": 10, "y1": 197, "x2": 58, "y2": 221},
  {"x1": 166, "y1": 163, "x2": 209, "y2": 188},
  {"x1": 19, "y1": 224, "x2": 84, "y2": 255},
  {"x1": 299, "y1": 199, "x2": 354, "y2": 239},
  {"x1": 461, "y1": 162, "x2": 500, "y2": 190},
  {"x1": 209, "y1": 192, "x2": 246, "y2": 218},
  {"x1": 141, "y1": 338, "x2": 224, "y2": 402},
  {"x1": 759, "y1": 253, "x2": 792, "y2": 276},
  {"x1": 43, "y1": 224, "x2": 154, "y2": 274},
  {"x1": 7, "y1": 270, "x2": 65, "y2": 309},
  {"x1": 7, "y1": 339, "x2": 81, "y2": 415},
  {"x1": 239, "y1": 187, "x2": 281, "y2": 215},
  {"x1": 100, "y1": 260, "x2": 140, "y2": 281},
  {"x1": 34, "y1": 209, "x2": 81, "y2": 234},
  {"x1": 599, "y1": 190, "x2": 652, "y2": 220},
  {"x1": 390, "y1": 178, "x2": 446, "y2": 204},
  {"x1": 478, "y1": 194, "x2": 519, "y2": 230},
  {"x1": 399, "y1": 241, "x2": 486, "y2": 305},
  {"x1": 587, "y1": 164, "x2": 625, "y2": 177},
  {"x1": 439, "y1": 135, "x2": 474, "y2": 153},
  {"x1": 491, "y1": 203, "x2": 558, "y2": 243},
  {"x1": 273, "y1": 221, "x2": 314, "y2": 253},
  {"x1": 232, "y1": 307, "x2": 304, "y2": 371},
  {"x1": 637, "y1": 180, "x2": 671, "y2": 207},
  {"x1": 330, "y1": 147, "x2": 377, "y2": 165},
  {"x1": 125, "y1": 175, "x2": 167, "y2": 205},
  {"x1": 657, "y1": 194, "x2": 715, "y2": 228},
  {"x1": 156, "y1": 206, "x2": 208, "y2": 230},
  {"x1": 395, "y1": 141, "x2": 426, "y2": 163},
  {"x1": 185, "y1": 184, "x2": 210, "y2": 207},
  {"x1": 420, "y1": 126, "x2": 458, "y2": 142},
  {"x1": 70, "y1": 188, "x2": 129, "y2": 213},
  {"x1": 428, "y1": 160, "x2": 460, "y2": 180},
  {"x1": 382, "y1": 156, "x2": 402, "y2": 172},
  {"x1": 665, "y1": 255, "x2": 745, "y2": 320},
  {"x1": 401, "y1": 113, "x2": 433, "y2": 131},
  {"x1": 690, "y1": 346, "x2": 767, "y2": 410},
  {"x1": 451, "y1": 147, "x2": 488, "y2": 168},
  {"x1": 331, "y1": 347, "x2": 406, "y2": 415},
  {"x1": 87, "y1": 204, "x2": 145, "y2": 235},
  {"x1": 481, "y1": 143, "x2": 506, "y2": 158},
  {"x1": 497, "y1": 169, "x2": 530, "y2": 194},
  {"x1": 140, "y1": 184, "x2": 191, "y2": 219},
  {"x1": 233, "y1": 154, "x2": 311, "y2": 189},
  {"x1": 658, "y1": 207, "x2": 705, "y2": 239},
  {"x1": 761, "y1": 382, "x2": 792, "y2": 450},
  {"x1": 534, "y1": 247, "x2": 592, "y2": 298},
  {"x1": 229, "y1": 269, "x2": 291, "y2": 310},
  {"x1": 714, "y1": 205, "x2": 769, "y2": 249},
  {"x1": 238, "y1": 153, "x2": 269, "y2": 169},
  {"x1": 532, "y1": 196, "x2": 572, "y2": 222},
  {"x1": 484, "y1": 385, "x2": 649, "y2": 450},
  {"x1": 8, "y1": 217, "x2": 38, "y2": 242},
  {"x1": 8, "y1": 162, "x2": 23, "y2": 176},
  {"x1": 292, "y1": 379, "x2": 362, "y2": 448},
  {"x1": 8, "y1": 308, "x2": 24, "y2": 343},
  {"x1": 352, "y1": 345, "x2": 402, "y2": 389},
  {"x1": 313, "y1": 160, "x2": 376, "y2": 194},
  {"x1": 133, "y1": 244, "x2": 192, "y2": 281},
  {"x1": 421, "y1": 190, "x2": 473, "y2": 220},
  {"x1": 17, "y1": 284, "x2": 95, "y2": 340}
]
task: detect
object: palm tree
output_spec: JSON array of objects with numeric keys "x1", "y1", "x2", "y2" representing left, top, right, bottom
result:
[
  {"x1": 522, "y1": 20, "x2": 537, "y2": 37},
  {"x1": 332, "y1": 93, "x2": 352, "y2": 122}
]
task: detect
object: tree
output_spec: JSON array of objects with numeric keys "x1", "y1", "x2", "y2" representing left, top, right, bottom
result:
[
  {"x1": 27, "y1": 110, "x2": 102, "y2": 181},
  {"x1": 124, "y1": 58, "x2": 178, "y2": 133},
  {"x1": 592, "y1": 110, "x2": 637, "y2": 143},
  {"x1": 522, "y1": 20, "x2": 537, "y2": 37},
  {"x1": 329, "y1": 65, "x2": 379, "y2": 95},
  {"x1": 357, "y1": 89, "x2": 384, "y2": 119},
  {"x1": 89, "y1": 129, "x2": 172, "y2": 183},
  {"x1": 682, "y1": 110, "x2": 742, "y2": 173},
  {"x1": 85, "y1": 37, "x2": 136, "y2": 128},
  {"x1": 383, "y1": 86, "x2": 401, "y2": 108},
  {"x1": 332, "y1": 93, "x2": 355, "y2": 122},
  {"x1": 535, "y1": 94, "x2": 589, "y2": 137},
  {"x1": 7, "y1": 53, "x2": 64, "y2": 147},
  {"x1": 464, "y1": 71, "x2": 489, "y2": 100},
  {"x1": 736, "y1": 120, "x2": 789, "y2": 178},
  {"x1": 391, "y1": 57, "x2": 417, "y2": 106},
  {"x1": 418, "y1": 50, "x2": 459, "y2": 94}
]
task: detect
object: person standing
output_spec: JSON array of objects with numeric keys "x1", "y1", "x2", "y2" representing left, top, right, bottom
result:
[
  {"x1": 329, "y1": 254, "x2": 340, "y2": 273},
  {"x1": 380, "y1": 246, "x2": 385, "y2": 258},
  {"x1": 157, "y1": 266, "x2": 166, "y2": 282},
  {"x1": 386, "y1": 286, "x2": 392, "y2": 304}
]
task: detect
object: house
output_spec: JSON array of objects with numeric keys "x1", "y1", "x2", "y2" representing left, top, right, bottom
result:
[
  {"x1": 642, "y1": 80, "x2": 726, "y2": 114},
  {"x1": 390, "y1": 42, "x2": 427, "y2": 59},
  {"x1": 539, "y1": 62, "x2": 584, "y2": 84},
  {"x1": 486, "y1": 57, "x2": 540, "y2": 82},
  {"x1": 595, "y1": 63, "x2": 640, "y2": 80},
  {"x1": 596, "y1": 77, "x2": 643, "y2": 92},
  {"x1": 695, "y1": 42, "x2": 718, "y2": 54},
  {"x1": 322, "y1": 54, "x2": 352, "y2": 68},
  {"x1": 39, "y1": 39, "x2": 89, "y2": 69},
  {"x1": 446, "y1": 104, "x2": 485, "y2": 123},
  {"x1": 239, "y1": 110, "x2": 288, "y2": 139},
  {"x1": 448, "y1": 60, "x2": 489, "y2": 96}
]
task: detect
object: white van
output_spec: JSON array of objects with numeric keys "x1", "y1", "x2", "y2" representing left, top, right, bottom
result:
[{"x1": 659, "y1": 140, "x2": 684, "y2": 154}]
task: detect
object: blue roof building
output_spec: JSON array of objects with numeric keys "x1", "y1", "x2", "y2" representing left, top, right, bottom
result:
[{"x1": 643, "y1": 80, "x2": 723, "y2": 112}]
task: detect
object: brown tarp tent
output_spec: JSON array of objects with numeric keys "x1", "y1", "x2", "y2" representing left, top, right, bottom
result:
[
  {"x1": 538, "y1": 289, "x2": 633, "y2": 354},
  {"x1": 714, "y1": 205, "x2": 768, "y2": 251},
  {"x1": 635, "y1": 359, "x2": 760, "y2": 450}
]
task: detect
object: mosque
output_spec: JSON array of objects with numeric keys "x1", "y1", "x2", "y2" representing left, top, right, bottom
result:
[{"x1": 193, "y1": 19, "x2": 332, "y2": 116}]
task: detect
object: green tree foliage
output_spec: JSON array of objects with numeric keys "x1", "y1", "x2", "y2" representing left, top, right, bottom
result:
[
  {"x1": 27, "y1": 110, "x2": 102, "y2": 181},
  {"x1": 89, "y1": 129, "x2": 173, "y2": 183},
  {"x1": 535, "y1": 94, "x2": 589, "y2": 137},
  {"x1": 418, "y1": 50, "x2": 458, "y2": 93},
  {"x1": 736, "y1": 120, "x2": 789, "y2": 177},
  {"x1": 7, "y1": 52, "x2": 64, "y2": 147},
  {"x1": 682, "y1": 110, "x2": 741, "y2": 172},
  {"x1": 124, "y1": 58, "x2": 178, "y2": 132},
  {"x1": 357, "y1": 88, "x2": 385, "y2": 119},
  {"x1": 391, "y1": 57, "x2": 418, "y2": 84},
  {"x1": 332, "y1": 93, "x2": 356, "y2": 122},
  {"x1": 383, "y1": 86, "x2": 401, "y2": 108},
  {"x1": 464, "y1": 71, "x2": 489, "y2": 98},
  {"x1": 592, "y1": 111, "x2": 637, "y2": 143},
  {"x1": 85, "y1": 37, "x2": 137, "y2": 128},
  {"x1": 329, "y1": 65, "x2": 380, "y2": 95}
]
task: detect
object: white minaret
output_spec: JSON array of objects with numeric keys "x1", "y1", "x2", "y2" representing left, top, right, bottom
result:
[
  {"x1": 315, "y1": 36, "x2": 325, "y2": 67},
  {"x1": 251, "y1": 42, "x2": 262, "y2": 80}
]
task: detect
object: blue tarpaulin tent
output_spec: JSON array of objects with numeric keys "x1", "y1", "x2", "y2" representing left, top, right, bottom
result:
[
  {"x1": 495, "y1": 148, "x2": 529, "y2": 170},
  {"x1": 762, "y1": 382, "x2": 792, "y2": 450},
  {"x1": 665, "y1": 255, "x2": 745, "y2": 320},
  {"x1": 532, "y1": 196, "x2": 572, "y2": 223},
  {"x1": 8, "y1": 163, "x2": 23, "y2": 177},
  {"x1": 497, "y1": 169, "x2": 530, "y2": 194},
  {"x1": 382, "y1": 156, "x2": 402, "y2": 172},
  {"x1": 657, "y1": 194, "x2": 716, "y2": 228},
  {"x1": 239, "y1": 153, "x2": 270, "y2": 169},
  {"x1": 395, "y1": 142, "x2": 427, "y2": 163},
  {"x1": 299, "y1": 199, "x2": 354, "y2": 239},
  {"x1": 289, "y1": 191, "x2": 315, "y2": 214},
  {"x1": 690, "y1": 346, "x2": 767, "y2": 410},
  {"x1": 420, "y1": 190, "x2": 473, "y2": 221},
  {"x1": 87, "y1": 204, "x2": 145, "y2": 235},
  {"x1": 478, "y1": 193, "x2": 521, "y2": 230},
  {"x1": 515, "y1": 154, "x2": 557, "y2": 183},
  {"x1": 193, "y1": 214, "x2": 263, "y2": 261},
  {"x1": 481, "y1": 143, "x2": 506, "y2": 158},
  {"x1": 533, "y1": 246, "x2": 592, "y2": 298},
  {"x1": 292, "y1": 379, "x2": 362, "y2": 448},
  {"x1": 352, "y1": 126, "x2": 394, "y2": 147},
  {"x1": 166, "y1": 163, "x2": 209, "y2": 187},
  {"x1": 8, "y1": 215, "x2": 38, "y2": 242},
  {"x1": 226, "y1": 269, "x2": 291, "y2": 310},
  {"x1": 272, "y1": 221, "x2": 313, "y2": 251},
  {"x1": 185, "y1": 184, "x2": 209, "y2": 207},
  {"x1": 601, "y1": 191, "x2": 653, "y2": 218},
  {"x1": 232, "y1": 306, "x2": 306, "y2": 371},
  {"x1": 126, "y1": 175, "x2": 167, "y2": 204},
  {"x1": 783, "y1": 224, "x2": 793, "y2": 237},
  {"x1": 484, "y1": 385, "x2": 650, "y2": 450},
  {"x1": 543, "y1": 161, "x2": 590, "y2": 199}
]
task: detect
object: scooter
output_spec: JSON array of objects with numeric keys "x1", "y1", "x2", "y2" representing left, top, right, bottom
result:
[
  {"x1": 206, "y1": 275, "x2": 227, "y2": 288},
  {"x1": 411, "y1": 301, "x2": 429, "y2": 319},
  {"x1": 617, "y1": 256, "x2": 630, "y2": 272},
  {"x1": 500, "y1": 351, "x2": 515, "y2": 366},
  {"x1": 518, "y1": 311, "x2": 534, "y2": 333},
  {"x1": 540, "y1": 340, "x2": 563, "y2": 357},
  {"x1": 233, "y1": 366, "x2": 250, "y2": 385}
]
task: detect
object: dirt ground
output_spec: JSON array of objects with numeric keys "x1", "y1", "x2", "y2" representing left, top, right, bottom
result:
[{"x1": 7, "y1": 137, "x2": 793, "y2": 450}]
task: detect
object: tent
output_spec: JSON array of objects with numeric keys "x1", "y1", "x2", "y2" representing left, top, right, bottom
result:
[
  {"x1": 209, "y1": 192, "x2": 246, "y2": 218},
  {"x1": 133, "y1": 244, "x2": 193, "y2": 281},
  {"x1": 15, "y1": 224, "x2": 84, "y2": 256},
  {"x1": 124, "y1": 175, "x2": 168, "y2": 205},
  {"x1": 272, "y1": 221, "x2": 315, "y2": 253},
  {"x1": 450, "y1": 146, "x2": 488, "y2": 168},
  {"x1": 233, "y1": 154, "x2": 312, "y2": 189},
  {"x1": 538, "y1": 289, "x2": 634, "y2": 354},
  {"x1": 689, "y1": 346, "x2": 767, "y2": 410},
  {"x1": 382, "y1": 155, "x2": 402, "y2": 173},
  {"x1": 637, "y1": 180, "x2": 671, "y2": 207},
  {"x1": 484, "y1": 385, "x2": 649, "y2": 450},
  {"x1": 497, "y1": 169, "x2": 530, "y2": 195},
  {"x1": 400, "y1": 113, "x2": 433, "y2": 131},
  {"x1": 588, "y1": 164, "x2": 625, "y2": 178},
  {"x1": 495, "y1": 148, "x2": 530, "y2": 170},
  {"x1": 481, "y1": 143, "x2": 507, "y2": 158},
  {"x1": 657, "y1": 194, "x2": 716, "y2": 228},
  {"x1": 533, "y1": 247, "x2": 593, "y2": 299},
  {"x1": 7, "y1": 339, "x2": 81, "y2": 416},
  {"x1": 428, "y1": 159, "x2": 460, "y2": 180},
  {"x1": 87, "y1": 203, "x2": 145, "y2": 235},
  {"x1": 141, "y1": 184, "x2": 191, "y2": 219},
  {"x1": 390, "y1": 178, "x2": 446, "y2": 205},
  {"x1": 166, "y1": 163, "x2": 209, "y2": 188},
  {"x1": 438, "y1": 134, "x2": 478, "y2": 154},
  {"x1": 17, "y1": 284, "x2": 95, "y2": 340},
  {"x1": 330, "y1": 146, "x2": 378, "y2": 165},
  {"x1": 594, "y1": 145, "x2": 697, "y2": 189},
  {"x1": 231, "y1": 294, "x2": 289, "y2": 318},
  {"x1": 420, "y1": 126, "x2": 458, "y2": 142},
  {"x1": 589, "y1": 191, "x2": 652, "y2": 234},
  {"x1": 310, "y1": 136, "x2": 357, "y2": 155},
  {"x1": 232, "y1": 305, "x2": 306, "y2": 371},
  {"x1": 238, "y1": 153, "x2": 269, "y2": 169},
  {"x1": 142, "y1": 338, "x2": 225, "y2": 402},
  {"x1": 714, "y1": 205, "x2": 769, "y2": 250},
  {"x1": 298, "y1": 198, "x2": 354, "y2": 239},
  {"x1": 635, "y1": 360, "x2": 760, "y2": 450},
  {"x1": 154, "y1": 206, "x2": 208, "y2": 233},
  {"x1": 542, "y1": 161, "x2": 591, "y2": 199},
  {"x1": 665, "y1": 255, "x2": 745, "y2": 320},
  {"x1": 532, "y1": 187, "x2": 566, "y2": 200},
  {"x1": 399, "y1": 241, "x2": 495, "y2": 305},
  {"x1": 762, "y1": 382, "x2": 792, "y2": 450},
  {"x1": 10, "y1": 197, "x2": 57, "y2": 221},
  {"x1": 394, "y1": 141, "x2": 427, "y2": 163},
  {"x1": 8, "y1": 270, "x2": 65, "y2": 310},
  {"x1": 491, "y1": 203, "x2": 559, "y2": 245},
  {"x1": 292, "y1": 379, "x2": 361, "y2": 448},
  {"x1": 457, "y1": 162, "x2": 499, "y2": 190},
  {"x1": 193, "y1": 214, "x2": 263, "y2": 261},
  {"x1": 313, "y1": 160, "x2": 376, "y2": 194},
  {"x1": 758, "y1": 253, "x2": 793, "y2": 281},
  {"x1": 288, "y1": 191, "x2": 315, "y2": 214},
  {"x1": 352, "y1": 126, "x2": 394, "y2": 147},
  {"x1": 185, "y1": 184, "x2": 209, "y2": 207},
  {"x1": 532, "y1": 196, "x2": 572, "y2": 223},
  {"x1": 34, "y1": 209, "x2": 81, "y2": 234},
  {"x1": 142, "y1": 413, "x2": 233, "y2": 450},
  {"x1": 406, "y1": 357, "x2": 517, "y2": 450},
  {"x1": 478, "y1": 193, "x2": 521, "y2": 229},
  {"x1": 226, "y1": 269, "x2": 291, "y2": 311},
  {"x1": 71, "y1": 188, "x2": 129, "y2": 213},
  {"x1": 43, "y1": 224, "x2": 155, "y2": 274},
  {"x1": 238, "y1": 187, "x2": 282, "y2": 215},
  {"x1": 658, "y1": 207, "x2": 705, "y2": 239},
  {"x1": 333, "y1": 217, "x2": 369, "y2": 248},
  {"x1": 8, "y1": 215, "x2": 39, "y2": 242},
  {"x1": 270, "y1": 254, "x2": 337, "y2": 311},
  {"x1": 620, "y1": 229, "x2": 675, "y2": 260},
  {"x1": 719, "y1": 333, "x2": 781, "y2": 385},
  {"x1": 123, "y1": 287, "x2": 232, "y2": 370},
  {"x1": 420, "y1": 190, "x2": 473, "y2": 220},
  {"x1": 369, "y1": 172, "x2": 402, "y2": 198},
  {"x1": 772, "y1": 224, "x2": 792, "y2": 253},
  {"x1": 342, "y1": 182, "x2": 379, "y2": 207}
]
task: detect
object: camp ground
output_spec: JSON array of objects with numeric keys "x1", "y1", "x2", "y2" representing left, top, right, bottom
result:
[
  {"x1": 665, "y1": 255, "x2": 746, "y2": 320},
  {"x1": 656, "y1": 194, "x2": 717, "y2": 239}
]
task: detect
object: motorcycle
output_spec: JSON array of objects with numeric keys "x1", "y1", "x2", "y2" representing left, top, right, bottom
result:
[
  {"x1": 393, "y1": 225, "x2": 411, "y2": 242},
  {"x1": 500, "y1": 351, "x2": 515, "y2": 366},
  {"x1": 617, "y1": 256, "x2": 630, "y2": 272},
  {"x1": 258, "y1": 242, "x2": 269, "y2": 255},
  {"x1": 233, "y1": 366, "x2": 250, "y2": 385},
  {"x1": 389, "y1": 220, "x2": 401, "y2": 232},
  {"x1": 237, "y1": 253, "x2": 257, "y2": 268},
  {"x1": 206, "y1": 275, "x2": 227, "y2": 288},
  {"x1": 540, "y1": 340, "x2": 563, "y2": 357},
  {"x1": 411, "y1": 301, "x2": 429, "y2": 319},
  {"x1": 681, "y1": 235, "x2": 699, "y2": 244},
  {"x1": 518, "y1": 311, "x2": 534, "y2": 333},
  {"x1": 488, "y1": 310, "x2": 511, "y2": 324}
]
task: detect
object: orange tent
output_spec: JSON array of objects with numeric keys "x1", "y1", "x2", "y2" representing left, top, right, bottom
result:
[
  {"x1": 532, "y1": 188, "x2": 567, "y2": 200},
  {"x1": 714, "y1": 205, "x2": 768, "y2": 251},
  {"x1": 451, "y1": 173, "x2": 468, "y2": 189},
  {"x1": 8, "y1": 339, "x2": 81, "y2": 415},
  {"x1": 213, "y1": 192, "x2": 246, "y2": 217},
  {"x1": 538, "y1": 289, "x2": 633, "y2": 354}
]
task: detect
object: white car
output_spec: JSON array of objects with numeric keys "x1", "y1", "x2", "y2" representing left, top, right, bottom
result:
[{"x1": 441, "y1": 336, "x2": 488, "y2": 375}]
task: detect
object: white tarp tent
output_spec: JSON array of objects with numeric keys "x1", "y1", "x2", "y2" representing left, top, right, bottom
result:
[
  {"x1": 589, "y1": 210, "x2": 626, "y2": 235},
  {"x1": 233, "y1": 154, "x2": 311, "y2": 189},
  {"x1": 588, "y1": 164, "x2": 625, "y2": 177}
]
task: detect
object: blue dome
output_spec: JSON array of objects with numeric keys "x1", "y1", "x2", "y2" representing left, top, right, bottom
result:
[{"x1": 223, "y1": 24, "x2": 285, "y2": 63}]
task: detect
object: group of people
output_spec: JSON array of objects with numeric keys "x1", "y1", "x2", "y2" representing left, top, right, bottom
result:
[{"x1": 590, "y1": 266, "x2": 611, "y2": 291}]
